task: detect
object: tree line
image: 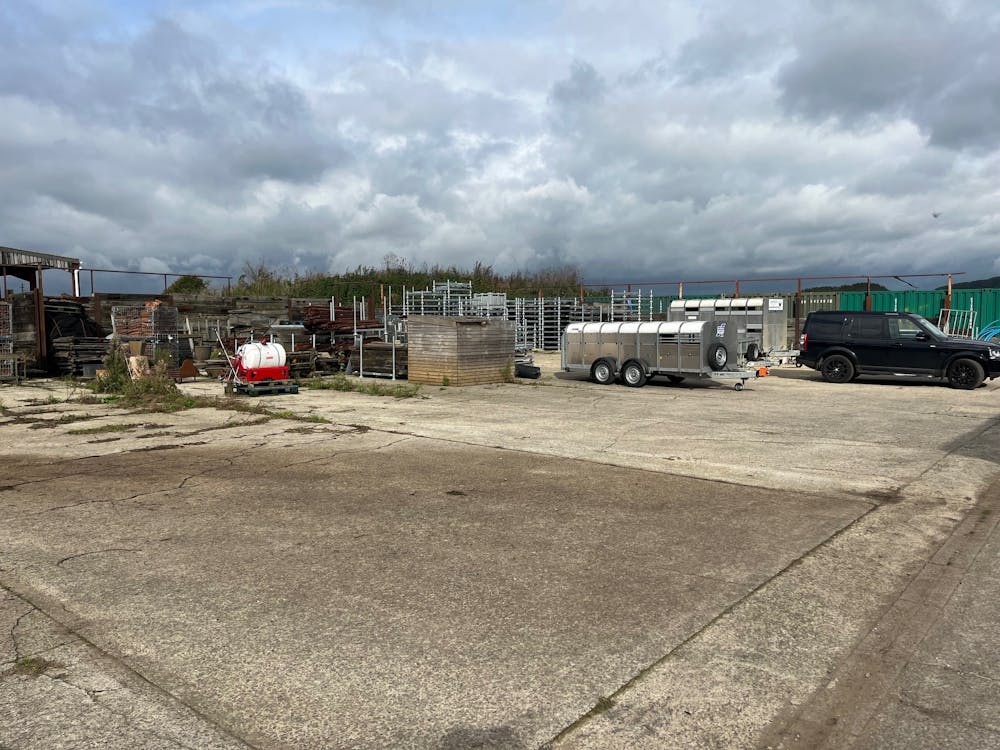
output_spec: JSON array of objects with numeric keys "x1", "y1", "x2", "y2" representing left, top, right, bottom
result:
[{"x1": 167, "y1": 260, "x2": 595, "y2": 299}]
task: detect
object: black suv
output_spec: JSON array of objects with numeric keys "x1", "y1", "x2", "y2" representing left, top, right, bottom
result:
[{"x1": 797, "y1": 311, "x2": 1000, "y2": 389}]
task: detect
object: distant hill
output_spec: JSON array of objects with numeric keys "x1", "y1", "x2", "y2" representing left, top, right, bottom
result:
[{"x1": 937, "y1": 276, "x2": 1000, "y2": 290}]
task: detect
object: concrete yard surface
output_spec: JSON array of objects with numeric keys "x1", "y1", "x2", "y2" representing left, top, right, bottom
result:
[{"x1": 2, "y1": 360, "x2": 1000, "y2": 748}]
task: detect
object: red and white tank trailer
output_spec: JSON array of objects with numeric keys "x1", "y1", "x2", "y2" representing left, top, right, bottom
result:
[{"x1": 220, "y1": 338, "x2": 299, "y2": 396}]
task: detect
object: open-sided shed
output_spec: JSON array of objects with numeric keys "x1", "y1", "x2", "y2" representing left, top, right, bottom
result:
[{"x1": 1, "y1": 246, "x2": 83, "y2": 369}]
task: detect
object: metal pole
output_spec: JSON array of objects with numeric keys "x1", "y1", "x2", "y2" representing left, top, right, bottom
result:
[{"x1": 794, "y1": 278, "x2": 803, "y2": 345}]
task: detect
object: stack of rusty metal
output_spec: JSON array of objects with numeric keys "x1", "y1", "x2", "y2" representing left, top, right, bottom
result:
[
  {"x1": 301, "y1": 304, "x2": 380, "y2": 334},
  {"x1": 50, "y1": 337, "x2": 110, "y2": 376}
]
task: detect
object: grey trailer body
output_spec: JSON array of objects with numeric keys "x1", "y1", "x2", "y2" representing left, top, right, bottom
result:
[
  {"x1": 667, "y1": 297, "x2": 789, "y2": 356},
  {"x1": 561, "y1": 320, "x2": 760, "y2": 390}
]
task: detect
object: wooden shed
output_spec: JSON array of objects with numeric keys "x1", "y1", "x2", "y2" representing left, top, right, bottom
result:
[{"x1": 407, "y1": 316, "x2": 515, "y2": 386}]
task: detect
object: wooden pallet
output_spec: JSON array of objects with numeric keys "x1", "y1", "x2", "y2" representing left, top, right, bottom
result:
[{"x1": 225, "y1": 381, "x2": 300, "y2": 396}]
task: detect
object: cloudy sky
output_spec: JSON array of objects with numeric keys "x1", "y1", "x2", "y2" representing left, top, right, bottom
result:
[{"x1": 3, "y1": 0, "x2": 999, "y2": 290}]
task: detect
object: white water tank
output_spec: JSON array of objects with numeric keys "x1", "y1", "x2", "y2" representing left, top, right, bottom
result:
[{"x1": 236, "y1": 341, "x2": 287, "y2": 368}]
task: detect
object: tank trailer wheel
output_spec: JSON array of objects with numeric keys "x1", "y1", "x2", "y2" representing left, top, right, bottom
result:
[
  {"x1": 590, "y1": 358, "x2": 616, "y2": 385},
  {"x1": 621, "y1": 360, "x2": 647, "y2": 388}
]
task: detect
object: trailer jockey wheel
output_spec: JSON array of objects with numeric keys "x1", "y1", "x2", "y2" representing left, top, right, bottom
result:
[{"x1": 708, "y1": 344, "x2": 728, "y2": 371}]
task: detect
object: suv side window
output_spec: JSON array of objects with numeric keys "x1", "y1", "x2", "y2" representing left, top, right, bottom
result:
[
  {"x1": 848, "y1": 317, "x2": 886, "y2": 340},
  {"x1": 808, "y1": 316, "x2": 847, "y2": 338},
  {"x1": 889, "y1": 318, "x2": 923, "y2": 340}
]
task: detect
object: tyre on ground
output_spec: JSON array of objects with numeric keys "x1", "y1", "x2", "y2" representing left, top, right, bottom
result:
[
  {"x1": 947, "y1": 358, "x2": 985, "y2": 390},
  {"x1": 820, "y1": 354, "x2": 855, "y2": 384},
  {"x1": 621, "y1": 360, "x2": 647, "y2": 388},
  {"x1": 590, "y1": 358, "x2": 616, "y2": 385}
]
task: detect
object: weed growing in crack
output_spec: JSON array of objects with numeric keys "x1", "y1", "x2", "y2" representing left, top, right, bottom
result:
[
  {"x1": 58, "y1": 413, "x2": 95, "y2": 423},
  {"x1": 591, "y1": 695, "x2": 616, "y2": 715},
  {"x1": 66, "y1": 423, "x2": 136, "y2": 435},
  {"x1": 12, "y1": 656, "x2": 60, "y2": 677},
  {"x1": 266, "y1": 410, "x2": 331, "y2": 423},
  {"x1": 306, "y1": 372, "x2": 421, "y2": 398}
]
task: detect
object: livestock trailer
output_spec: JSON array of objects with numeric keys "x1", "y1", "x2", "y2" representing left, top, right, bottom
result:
[
  {"x1": 561, "y1": 320, "x2": 763, "y2": 390},
  {"x1": 667, "y1": 297, "x2": 789, "y2": 357}
]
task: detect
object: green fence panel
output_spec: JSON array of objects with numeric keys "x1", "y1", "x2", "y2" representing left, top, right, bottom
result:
[
  {"x1": 836, "y1": 291, "x2": 945, "y2": 318},
  {"x1": 953, "y1": 289, "x2": 1000, "y2": 331},
  {"x1": 838, "y1": 291, "x2": 865, "y2": 310}
]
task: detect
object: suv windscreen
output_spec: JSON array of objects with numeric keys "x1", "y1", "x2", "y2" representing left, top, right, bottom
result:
[{"x1": 915, "y1": 316, "x2": 947, "y2": 339}]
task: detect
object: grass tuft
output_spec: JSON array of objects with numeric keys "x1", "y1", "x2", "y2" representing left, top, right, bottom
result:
[
  {"x1": 13, "y1": 656, "x2": 60, "y2": 676},
  {"x1": 305, "y1": 373, "x2": 421, "y2": 399},
  {"x1": 67, "y1": 423, "x2": 136, "y2": 435}
]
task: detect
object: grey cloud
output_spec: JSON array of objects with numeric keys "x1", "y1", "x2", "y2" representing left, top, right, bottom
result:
[
  {"x1": 777, "y1": 1, "x2": 1000, "y2": 149},
  {"x1": 3, "y1": 0, "x2": 1000, "y2": 289},
  {"x1": 548, "y1": 60, "x2": 606, "y2": 131},
  {"x1": 674, "y1": 26, "x2": 779, "y2": 84}
]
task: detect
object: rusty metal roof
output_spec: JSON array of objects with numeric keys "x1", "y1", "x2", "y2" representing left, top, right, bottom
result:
[{"x1": 0, "y1": 246, "x2": 81, "y2": 271}]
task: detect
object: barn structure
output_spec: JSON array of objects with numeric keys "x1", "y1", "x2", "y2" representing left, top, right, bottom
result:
[{"x1": 1, "y1": 246, "x2": 83, "y2": 371}]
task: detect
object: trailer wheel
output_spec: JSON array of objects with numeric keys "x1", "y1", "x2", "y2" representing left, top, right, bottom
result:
[
  {"x1": 707, "y1": 344, "x2": 728, "y2": 371},
  {"x1": 590, "y1": 358, "x2": 616, "y2": 385},
  {"x1": 745, "y1": 343, "x2": 761, "y2": 361},
  {"x1": 622, "y1": 360, "x2": 647, "y2": 388}
]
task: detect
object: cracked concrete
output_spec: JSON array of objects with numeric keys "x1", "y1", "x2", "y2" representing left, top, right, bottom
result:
[
  {"x1": 2, "y1": 583, "x2": 252, "y2": 750},
  {"x1": 2, "y1": 359, "x2": 1000, "y2": 748}
]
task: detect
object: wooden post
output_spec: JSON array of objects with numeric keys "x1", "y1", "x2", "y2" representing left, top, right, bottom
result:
[{"x1": 865, "y1": 277, "x2": 873, "y2": 311}]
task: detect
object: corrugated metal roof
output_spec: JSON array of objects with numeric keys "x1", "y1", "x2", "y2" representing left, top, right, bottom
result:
[{"x1": 0, "y1": 246, "x2": 81, "y2": 271}]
